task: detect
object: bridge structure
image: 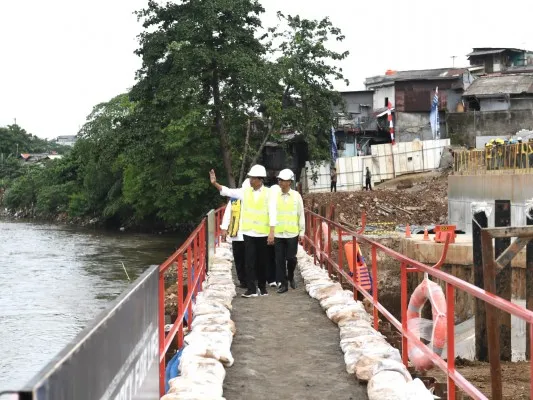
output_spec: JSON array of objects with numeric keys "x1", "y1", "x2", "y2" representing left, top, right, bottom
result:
[{"x1": 6, "y1": 206, "x2": 533, "y2": 400}]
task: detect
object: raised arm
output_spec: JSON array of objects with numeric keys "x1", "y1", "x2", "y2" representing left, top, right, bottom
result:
[{"x1": 209, "y1": 169, "x2": 244, "y2": 199}]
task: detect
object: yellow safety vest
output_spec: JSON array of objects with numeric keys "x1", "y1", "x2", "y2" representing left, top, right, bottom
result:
[
  {"x1": 228, "y1": 199, "x2": 241, "y2": 237},
  {"x1": 241, "y1": 187, "x2": 270, "y2": 234},
  {"x1": 275, "y1": 191, "x2": 299, "y2": 235}
]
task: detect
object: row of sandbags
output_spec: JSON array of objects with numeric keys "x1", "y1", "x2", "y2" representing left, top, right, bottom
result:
[
  {"x1": 162, "y1": 243, "x2": 236, "y2": 400},
  {"x1": 296, "y1": 247, "x2": 435, "y2": 400}
]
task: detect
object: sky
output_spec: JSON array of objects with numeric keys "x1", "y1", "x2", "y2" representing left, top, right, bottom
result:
[{"x1": 1, "y1": 0, "x2": 532, "y2": 140}]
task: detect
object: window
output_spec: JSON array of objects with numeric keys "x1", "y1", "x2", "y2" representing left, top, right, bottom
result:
[{"x1": 384, "y1": 97, "x2": 389, "y2": 107}]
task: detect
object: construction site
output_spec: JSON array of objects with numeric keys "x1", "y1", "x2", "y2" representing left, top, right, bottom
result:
[{"x1": 302, "y1": 142, "x2": 533, "y2": 399}]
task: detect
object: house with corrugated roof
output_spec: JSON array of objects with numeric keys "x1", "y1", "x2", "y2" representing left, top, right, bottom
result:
[
  {"x1": 446, "y1": 74, "x2": 533, "y2": 146},
  {"x1": 467, "y1": 47, "x2": 533, "y2": 76},
  {"x1": 364, "y1": 68, "x2": 474, "y2": 142}
]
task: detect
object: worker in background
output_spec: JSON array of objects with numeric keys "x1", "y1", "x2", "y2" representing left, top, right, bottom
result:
[
  {"x1": 528, "y1": 138, "x2": 533, "y2": 168},
  {"x1": 266, "y1": 182, "x2": 281, "y2": 288},
  {"x1": 210, "y1": 165, "x2": 274, "y2": 298},
  {"x1": 485, "y1": 140, "x2": 493, "y2": 170},
  {"x1": 220, "y1": 179, "x2": 250, "y2": 289},
  {"x1": 271, "y1": 169, "x2": 305, "y2": 294},
  {"x1": 330, "y1": 167, "x2": 337, "y2": 192},
  {"x1": 365, "y1": 167, "x2": 372, "y2": 191},
  {"x1": 517, "y1": 137, "x2": 527, "y2": 168}
]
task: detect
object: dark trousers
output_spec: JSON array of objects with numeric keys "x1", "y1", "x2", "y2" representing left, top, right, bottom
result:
[
  {"x1": 266, "y1": 244, "x2": 276, "y2": 283},
  {"x1": 365, "y1": 178, "x2": 372, "y2": 191},
  {"x1": 330, "y1": 181, "x2": 337, "y2": 192},
  {"x1": 275, "y1": 236, "x2": 299, "y2": 285},
  {"x1": 232, "y1": 240, "x2": 246, "y2": 284},
  {"x1": 243, "y1": 235, "x2": 268, "y2": 292}
]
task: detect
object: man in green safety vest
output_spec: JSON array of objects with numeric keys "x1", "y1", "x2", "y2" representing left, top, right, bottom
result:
[
  {"x1": 210, "y1": 165, "x2": 275, "y2": 298},
  {"x1": 220, "y1": 179, "x2": 250, "y2": 289},
  {"x1": 270, "y1": 169, "x2": 305, "y2": 294}
]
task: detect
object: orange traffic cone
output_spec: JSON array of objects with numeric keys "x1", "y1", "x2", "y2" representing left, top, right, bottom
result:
[
  {"x1": 423, "y1": 227, "x2": 429, "y2": 241},
  {"x1": 405, "y1": 224, "x2": 411, "y2": 238}
]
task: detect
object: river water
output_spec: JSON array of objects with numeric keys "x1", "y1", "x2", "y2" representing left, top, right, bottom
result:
[{"x1": 0, "y1": 220, "x2": 183, "y2": 391}]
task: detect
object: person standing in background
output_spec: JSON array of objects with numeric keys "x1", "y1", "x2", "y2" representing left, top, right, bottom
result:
[
  {"x1": 219, "y1": 179, "x2": 250, "y2": 289},
  {"x1": 330, "y1": 167, "x2": 337, "y2": 192},
  {"x1": 365, "y1": 167, "x2": 372, "y2": 191}
]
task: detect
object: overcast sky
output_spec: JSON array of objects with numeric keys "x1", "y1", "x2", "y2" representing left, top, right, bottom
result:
[{"x1": 1, "y1": 0, "x2": 532, "y2": 140}]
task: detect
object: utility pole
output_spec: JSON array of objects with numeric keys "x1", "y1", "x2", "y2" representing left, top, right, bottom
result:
[{"x1": 451, "y1": 56, "x2": 457, "y2": 68}]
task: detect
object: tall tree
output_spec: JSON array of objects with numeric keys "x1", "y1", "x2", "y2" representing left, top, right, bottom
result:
[{"x1": 133, "y1": 0, "x2": 268, "y2": 187}]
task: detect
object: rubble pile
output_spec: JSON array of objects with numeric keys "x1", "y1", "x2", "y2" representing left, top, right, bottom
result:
[
  {"x1": 304, "y1": 172, "x2": 449, "y2": 228},
  {"x1": 162, "y1": 243, "x2": 236, "y2": 400},
  {"x1": 297, "y1": 247, "x2": 434, "y2": 400}
]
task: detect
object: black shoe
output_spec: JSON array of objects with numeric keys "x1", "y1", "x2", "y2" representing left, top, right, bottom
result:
[
  {"x1": 241, "y1": 289, "x2": 258, "y2": 298},
  {"x1": 258, "y1": 287, "x2": 268, "y2": 296},
  {"x1": 238, "y1": 282, "x2": 247, "y2": 289},
  {"x1": 277, "y1": 284, "x2": 288, "y2": 294},
  {"x1": 289, "y1": 279, "x2": 296, "y2": 289}
]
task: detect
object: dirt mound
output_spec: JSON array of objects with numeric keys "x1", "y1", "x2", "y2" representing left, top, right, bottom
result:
[{"x1": 304, "y1": 171, "x2": 449, "y2": 228}]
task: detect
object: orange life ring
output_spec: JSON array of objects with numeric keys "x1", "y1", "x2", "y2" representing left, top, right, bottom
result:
[
  {"x1": 406, "y1": 278, "x2": 447, "y2": 371},
  {"x1": 315, "y1": 221, "x2": 329, "y2": 254}
]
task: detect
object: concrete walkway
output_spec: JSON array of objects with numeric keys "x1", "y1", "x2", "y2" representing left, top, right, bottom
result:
[{"x1": 223, "y1": 269, "x2": 368, "y2": 400}]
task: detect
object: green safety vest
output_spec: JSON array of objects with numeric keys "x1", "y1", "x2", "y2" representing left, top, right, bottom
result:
[
  {"x1": 275, "y1": 191, "x2": 299, "y2": 235},
  {"x1": 241, "y1": 187, "x2": 270, "y2": 234}
]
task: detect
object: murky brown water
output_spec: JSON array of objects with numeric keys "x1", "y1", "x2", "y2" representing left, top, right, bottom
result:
[{"x1": 0, "y1": 221, "x2": 183, "y2": 391}]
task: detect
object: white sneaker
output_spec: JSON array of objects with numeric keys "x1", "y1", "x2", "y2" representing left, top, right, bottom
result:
[{"x1": 268, "y1": 282, "x2": 277, "y2": 288}]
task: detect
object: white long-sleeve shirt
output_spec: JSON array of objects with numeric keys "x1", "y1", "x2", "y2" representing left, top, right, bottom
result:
[
  {"x1": 220, "y1": 201, "x2": 243, "y2": 242},
  {"x1": 269, "y1": 188, "x2": 305, "y2": 238},
  {"x1": 219, "y1": 185, "x2": 275, "y2": 237}
]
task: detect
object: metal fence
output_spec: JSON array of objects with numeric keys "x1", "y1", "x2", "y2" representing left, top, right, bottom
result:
[
  {"x1": 454, "y1": 143, "x2": 533, "y2": 175},
  {"x1": 303, "y1": 206, "x2": 533, "y2": 400}
]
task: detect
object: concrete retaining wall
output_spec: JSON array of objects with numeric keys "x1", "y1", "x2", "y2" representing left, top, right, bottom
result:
[{"x1": 448, "y1": 173, "x2": 533, "y2": 234}]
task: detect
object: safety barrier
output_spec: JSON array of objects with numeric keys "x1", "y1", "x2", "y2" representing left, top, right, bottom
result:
[
  {"x1": 303, "y1": 207, "x2": 533, "y2": 400},
  {"x1": 454, "y1": 142, "x2": 533, "y2": 175},
  {"x1": 158, "y1": 206, "x2": 225, "y2": 396}
]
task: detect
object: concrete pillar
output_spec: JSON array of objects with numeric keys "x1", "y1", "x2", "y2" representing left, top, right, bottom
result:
[
  {"x1": 495, "y1": 200, "x2": 512, "y2": 361},
  {"x1": 473, "y1": 209, "x2": 489, "y2": 361}
]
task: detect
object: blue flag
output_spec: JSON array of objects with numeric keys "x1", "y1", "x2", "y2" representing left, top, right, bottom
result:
[
  {"x1": 331, "y1": 126, "x2": 338, "y2": 163},
  {"x1": 430, "y1": 87, "x2": 440, "y2": 140}
]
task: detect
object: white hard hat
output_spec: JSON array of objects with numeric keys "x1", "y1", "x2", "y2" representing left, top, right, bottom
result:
[
  {"x1": 277, "y1": 168, "x2": 294, "y2": 180},
  {"x1": 241, "y1": 178, "x2": 250, "y2": 189},
  {"x1": 247, "y1": 164, "x2": 267, "y2": 178}
]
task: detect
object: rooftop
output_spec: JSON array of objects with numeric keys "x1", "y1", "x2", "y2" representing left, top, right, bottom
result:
[
  {"x1": 463, "y1": 74, "x2": 533, "y2": 97},
  {"x1": 365, "y1": 68, "x2": 469, "y2": 87},
  {"x1": 467, "y1": 47, "x2": 527, "y2": 58}
]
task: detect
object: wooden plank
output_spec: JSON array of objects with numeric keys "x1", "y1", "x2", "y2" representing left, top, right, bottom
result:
[
  {"x1": 481, "y1": 230, "x2": 503, "y2": 400},
  {"x1": 484, "y1": 226, "x2": 533, "y2": 238},
  {"x1": 527, "y1": 211, "x2": 533, "y2": 360},
  {"x1": 473, "y1": 210, "x2": 489, "y2": 361},
  {"x1": 495, "y1": 237, "x2": 531, "y2": 271}
]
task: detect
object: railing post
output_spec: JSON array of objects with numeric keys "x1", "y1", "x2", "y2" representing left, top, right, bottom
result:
[
  {"x1": 187, "y1": 246, "x2": 193, "y2": 328},
  {"x1": 177, "y1": 254, "x2": 184, "y2": 349},
  {"x1": 313, "y1": 215, "x2": 317, "y2": 265},
  {"x1": 526, "y1": 209, "x2": 533, "y2": 359},
  {"x1": 352, "y1": 236, "x2": 358, "y2": 300},
  {"x1": 400, "y1": 262, "x2": 408, "y2": 367},
  {"x1": 327, "y1": 220, "x2": 332, "y2": 277},
  {"x1": 446, "y1": 283, "x2": 456, "y2": 400},
  {"x1": 158, "y1": 269, "x2": 165, "y2": 397},
  {"x1": 473, "y1": 207, "x2": 489, "y2": 361},
  {"x1": 372, "y1": 245, "x2": 378, "y2": 330},
  {"x1": 337, "y1": 226, "x2": 343, "y2": 282}
]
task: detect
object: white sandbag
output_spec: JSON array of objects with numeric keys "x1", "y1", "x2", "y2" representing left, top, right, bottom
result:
[
  {"x1": 191, "y1": 315, "x2": 236, "y2": 335},
  {"x1": 368, "y1": 371, "x2": 408, "y2": 400},
  {"x1": 344, "y1": 344, "x2": 402, "y2": 374},
  {"x1": 326, "y1": 302, "x2": 368, "y2": 324},
  {"x1": 355, "y1": 355, "x2": 387, "y2": 382},
  {"x1": 313, "y1": 283, "x2": 343, "y2": 301},
  {"x1": 184, "y1": 330, "x2": 233, "y2": 349},
  {"x1": 372, "y1": 359, "x2": 412, "y2": 383},
  {"x1": 166, "y1": 376, "x2": 224, "y2": 399},
  {"x1": 308, "y1": 282, "x2": 340, "y2": 298},
  {"x1": 181, "y1": 337, "x2": 234, "y2": 367},
  {"x1": 405, "y1": 378, "x2": 434, "y2": 400},
  {"x1": 192, "y1": 323, "x2": 235, "y2": 336},
  {"x1": 320, "y1": 291, "x2": 357, "y2": 310},
  {"x1": 340, "y1": 334, "x2": 389, "y2": 353},
  {"x1": 197, "y1": 292, "x2": 233, "y2": 309},
  {"x1": 339, "y1": 326, "x2": 381, "y2": 341},
  {"x1": 193, "y1": 302, "x2": 231, "y2": 318},
  {"x1": 178, "y1": 355, "x2": 226, "y2": 384},
  {"x1": 338, "y1": 318, "x2": 373, "y2": 329}
]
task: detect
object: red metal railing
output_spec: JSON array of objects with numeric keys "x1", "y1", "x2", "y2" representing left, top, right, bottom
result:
[
  {"x1": 303, "y1": 208, "x2": 533, "y2": 400},
  {"x1": 158, "y1": 206, "x2": 225, "y2": 396}
]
